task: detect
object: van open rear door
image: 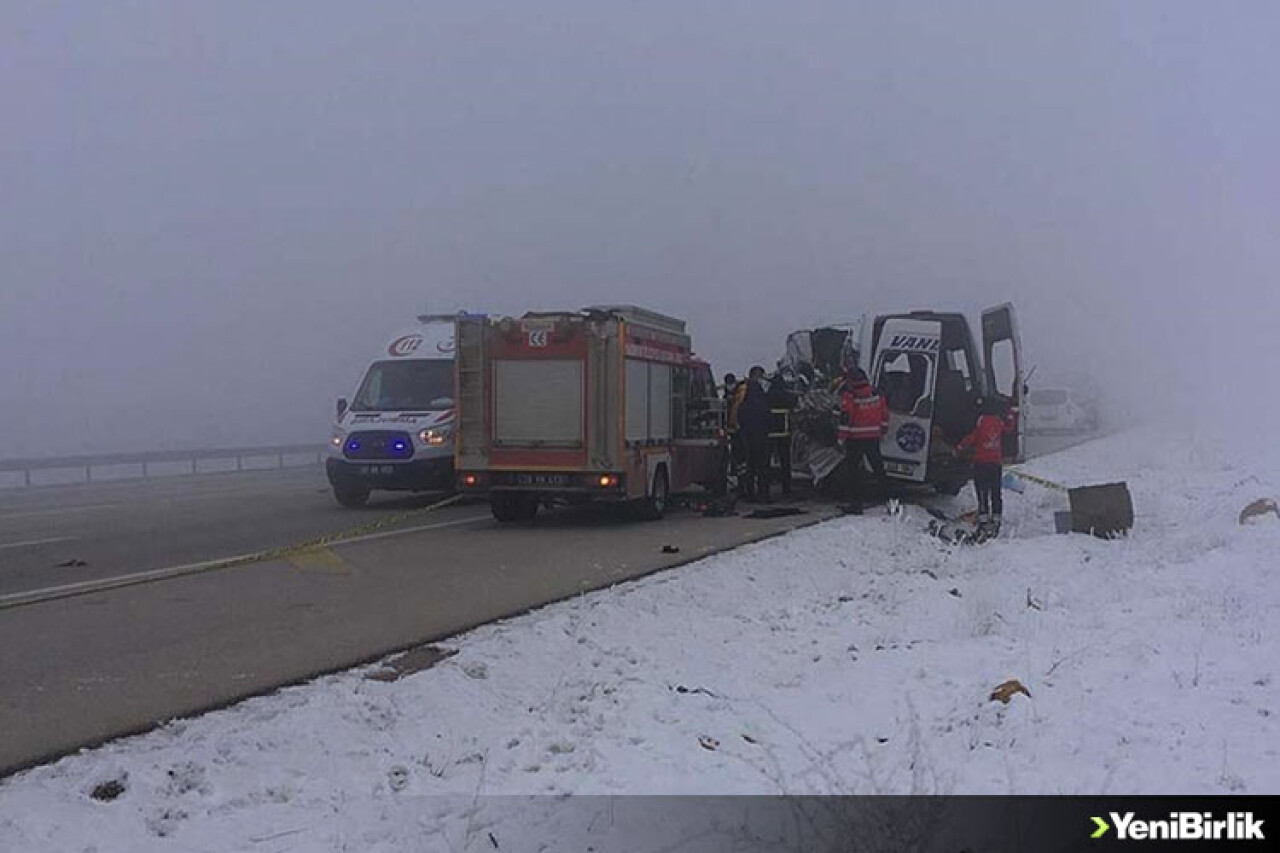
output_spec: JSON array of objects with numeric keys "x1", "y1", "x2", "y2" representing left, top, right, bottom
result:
[
  {"x1": 871, "y1": 318, "x2": 942, "y2": 483},
  {"x1": 981, "y1": 303, "x2": 1025, "y2": 464}
]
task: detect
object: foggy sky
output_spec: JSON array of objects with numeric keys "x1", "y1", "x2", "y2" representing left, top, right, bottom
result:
[{"x1": 3, "y1": 1, "x2": 1277, "y2": 457}]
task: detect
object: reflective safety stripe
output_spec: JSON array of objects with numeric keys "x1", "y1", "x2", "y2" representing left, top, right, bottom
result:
[{"x1": 768, "y1": 408, "x2": 791, "y2": 438}]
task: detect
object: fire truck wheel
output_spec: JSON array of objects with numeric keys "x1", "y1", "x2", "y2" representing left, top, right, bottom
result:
[
  {"x1": 636, "y1": 466, "x2": 669, "y2": 521},
  {"x1": 333, "y1": 482, "x2": 371, "y2": 508},
  {"x1": 491, "y1": 493, "x2": 539, "y2": 523}
]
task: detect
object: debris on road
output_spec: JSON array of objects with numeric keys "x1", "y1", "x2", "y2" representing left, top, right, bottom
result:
[
  {"x1": 56, "y1": 558, "x2": 88, "y2": 568},
  {"x1": 743, "y1": 506, "x2": 805, "y2": 519},
  {"x1": 366, "y1": 646, "x2": 458, "y2": 683}
]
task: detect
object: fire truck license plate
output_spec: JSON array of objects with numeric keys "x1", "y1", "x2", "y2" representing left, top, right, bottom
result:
[
  {"x1": 885, "y1": 462, "x2": 914, "y2": 476},
  {"x1": 518, "y1": 473, "x2": 569, "y2": 487}
]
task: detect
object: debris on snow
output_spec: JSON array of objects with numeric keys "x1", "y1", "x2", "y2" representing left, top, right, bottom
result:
[
  {"x1": 366, "y1": 646, "x2": 458, "y2": 682},
  {"x1": 89, "y1": 777, "x2": 127, "y2": 803},
  {"x1": 989, "y1": 679, "x2": 1032, "y2": 704},
  {"x1": 1239, "y1": 497, "x2": 1279, "y2": 525}
]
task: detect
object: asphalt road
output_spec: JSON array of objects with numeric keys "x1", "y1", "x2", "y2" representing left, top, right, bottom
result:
[
  {"x1": 0, "y1": 431, "x2": 1092, "y2": 776},
  {"x1": 0, "y1": 467, "x2": 491, "y2": 599},
  {"x1": 0, "y1": 433, "x2": 1089, "y2": 597},
  {"x1": 0, "y1": 478, "x2": 835, "y2": 775}
]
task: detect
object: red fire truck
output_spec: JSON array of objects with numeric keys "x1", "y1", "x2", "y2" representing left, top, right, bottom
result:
[{"x1": 454, "y1": 306, "x2": 727, "y2": 522}]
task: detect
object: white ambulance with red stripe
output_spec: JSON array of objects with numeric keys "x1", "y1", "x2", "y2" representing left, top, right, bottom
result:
[{"x1": 326, "y1": 314, "x2": 461, "y2": 507}]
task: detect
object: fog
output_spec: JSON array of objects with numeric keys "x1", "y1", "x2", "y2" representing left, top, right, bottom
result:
[{"x1": 3, "y1": 1, "x2": 1276, "y2": 458}]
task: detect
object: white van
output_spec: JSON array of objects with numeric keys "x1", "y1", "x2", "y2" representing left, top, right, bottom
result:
[
  {"x1": 1026, "y1": 387, "x2": 1094, "y2": 434},
  {"x1": 867, "y1": 304, "x2": 1026, "y2": 493},
  {"x1": 326, "y1": 314, "x2": 460, "y2": 507}
]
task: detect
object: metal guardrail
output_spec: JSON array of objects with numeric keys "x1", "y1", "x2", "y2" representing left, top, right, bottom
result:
[{"x1": 0, "y1": 444, "x2": 325, "y2": 488}]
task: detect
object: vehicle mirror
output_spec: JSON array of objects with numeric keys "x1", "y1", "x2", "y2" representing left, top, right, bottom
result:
[{"x1": 336, "y1": 397, "x2": 348, "y2": 418}]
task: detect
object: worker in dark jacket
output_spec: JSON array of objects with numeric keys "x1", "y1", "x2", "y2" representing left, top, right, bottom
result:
[
  {"x1": 837, "y1": 368, "x2": 888, "y2": 512},
  {"x1": 730, "y1": 365, "x2": 772, "y2": 501},
  {"x1": 957, "y1": 396, "x2": 1015, "y2": 537},
  {"x1": 766, "y1": 368, "x2": 798, "y2": 496}
]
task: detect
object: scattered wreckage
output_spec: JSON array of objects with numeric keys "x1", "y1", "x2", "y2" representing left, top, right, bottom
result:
[{"x1": 777, "y1": 305, "x2": 1027, "y2": 496}]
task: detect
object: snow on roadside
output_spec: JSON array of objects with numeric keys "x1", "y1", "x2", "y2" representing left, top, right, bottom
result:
[{"x1": 2, "y1": 427, "x2": 1279, "y2": 851}]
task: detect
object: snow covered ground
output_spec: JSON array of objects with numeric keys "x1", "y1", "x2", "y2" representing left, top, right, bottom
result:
[{"x1": 3, "y1": 426, "x2": 1279, "y2": 851}]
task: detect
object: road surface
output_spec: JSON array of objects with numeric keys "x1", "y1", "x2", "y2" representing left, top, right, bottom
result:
[
  {"x1": 0, "y1": 432, "x2": 1089, "y2": 776},
  {"x1": 0, "y1": 474, "x2": 835, "y2": 775}
]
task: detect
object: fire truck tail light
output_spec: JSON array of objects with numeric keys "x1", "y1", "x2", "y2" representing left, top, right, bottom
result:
[
  {"x1": 598, "y1": 475, "x2": 619, "y2": 488},
  {"x1": 461, "y1": 473, "x2": 480, "y2": 487}
]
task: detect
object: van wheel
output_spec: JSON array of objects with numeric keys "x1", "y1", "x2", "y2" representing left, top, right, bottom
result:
[
  {"x1": 636, "y1": 467, "x2": 669, "y2": 521},
  {"x1": 491, "y1": 494, "x2": 538, "y2": 523},
  {"x1": 333, "y1": 482, "x2": 371, "y2": 508}
]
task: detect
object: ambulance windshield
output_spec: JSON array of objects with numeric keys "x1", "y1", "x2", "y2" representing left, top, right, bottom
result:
[{"x1": 351, "y1": 360, "x2": 454, "y2": 412}]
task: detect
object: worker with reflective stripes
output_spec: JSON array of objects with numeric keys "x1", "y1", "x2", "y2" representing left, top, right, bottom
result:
[
  {"x1": 837, "y1": 368, "x2": 888, "y2": 512},
  {"x1": 766, "y1": 367, "x2": 798, "y2": 496}
]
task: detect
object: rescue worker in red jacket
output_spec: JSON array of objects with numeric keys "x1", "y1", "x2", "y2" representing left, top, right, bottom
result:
[
  {"x1": 956, "y1": 396, "x2": 1015, "y2": 535},
  {"x1": 838, "y1": 368, "x2": 888, "y2": 512}
]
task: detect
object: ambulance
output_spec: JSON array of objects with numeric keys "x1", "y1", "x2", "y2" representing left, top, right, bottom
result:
[
  {"x1": 867, "y1": 304, "x2": 1025, "y2": 493},
  {"x1": 326, "y1": 314, "x2": 462, "y2": 507}
]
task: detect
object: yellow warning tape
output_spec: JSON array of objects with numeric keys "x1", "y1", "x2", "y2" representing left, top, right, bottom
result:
[
  {"x1": 1008, "y1": 469, "x2": 1068, "y2": 492},
  {"x1": 0, "y1": 493, "x2": 471, "y2": 612},
  {"x1": 256, "y1": 492, "x2": 467, "y2": 563},
  {"x1": 180, "y1": 492, "x2": 468, "y2": 577}
]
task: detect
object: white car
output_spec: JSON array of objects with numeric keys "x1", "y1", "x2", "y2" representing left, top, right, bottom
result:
[{"x1": 1026, "y1": 387, "x2": 1096, "y2": 434}]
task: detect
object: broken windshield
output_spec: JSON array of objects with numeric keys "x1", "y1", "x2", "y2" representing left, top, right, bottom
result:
[
  {"x1": 878, "y1": 351, "x2": 935, "y2": 416},
  {"x1": 351, "y1": 359, "x2": 454, "y2": 412}
]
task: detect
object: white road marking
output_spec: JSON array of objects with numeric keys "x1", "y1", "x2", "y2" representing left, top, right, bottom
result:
[
  {"x1": 0, "y1": 512, "x2": 490, "y2": 611},
  {"x1": 0, "y1": 503, "x2": 123, "y2": 521},
  {"x1": 0, "y1": 536, "x2": 77, "y2": 551}
]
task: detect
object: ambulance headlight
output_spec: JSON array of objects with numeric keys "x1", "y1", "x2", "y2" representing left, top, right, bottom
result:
[
  {"x1": 419, "y1": 426, "x2": 454, "y2": 446},
  {"x1": 330, "y1": 429, "x2": 345, "y2": 448}
]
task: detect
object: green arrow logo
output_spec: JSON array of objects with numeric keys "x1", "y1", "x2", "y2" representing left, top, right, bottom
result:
[{"x1": 1091, "y1": 816, "x2": 1111, "y2": 839}]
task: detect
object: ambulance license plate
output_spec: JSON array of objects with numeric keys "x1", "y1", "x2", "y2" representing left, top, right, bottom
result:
[{"x1": 360, "y1": 465, "x2": 395, "y2": 476}]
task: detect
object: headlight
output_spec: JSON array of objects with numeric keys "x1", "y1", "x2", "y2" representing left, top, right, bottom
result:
[
  {"x1": 330, "y1": 429, "x2": 345, "y2": 448},
  {"x1": 419, "y1": 426, "x2": 454, "y2": 446}
]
